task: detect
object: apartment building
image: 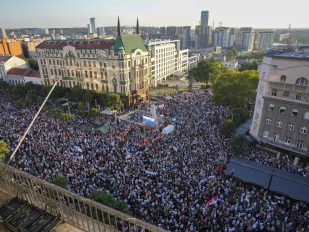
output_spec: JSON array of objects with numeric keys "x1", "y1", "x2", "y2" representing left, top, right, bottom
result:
[
  {"x1": 148, "y1": 40, "x2": 189, "y2": 87},
  {"x1": 236, "y1": 27, "x2": 255, "y2": 52},
  {"x1": 250, "y1": 52, "x2": 309, "y2": 160}
]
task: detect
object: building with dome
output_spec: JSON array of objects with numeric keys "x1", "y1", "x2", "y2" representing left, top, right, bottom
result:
[{"x1": 36, "y1": 17, "x2": 150, "y2": 105}]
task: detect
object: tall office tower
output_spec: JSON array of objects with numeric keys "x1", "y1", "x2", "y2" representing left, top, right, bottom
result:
[
  {"x1": 182, "y1": 26, "x2": 191, "y2": 49},
  {"x1": 0, "y1": 28, "x2": 7, "y2": 38},
  {"x1": 97, "y1": 27, "x2": 106, "y2": 37},
  {"x1": 255, "y1": 31, "x2": 275, "y2": 50},
  {"x1": 236, "y1": 27, "x2": 255, "y2": 51},
  {"x1": 196, "y1": 10, "x2": 209, "y2": 49},
  {"x1": 44, "y1": 28, "x2": 49, "y2": 35},
  {"x1": 90, "y1": 18, "x2": 96, "y2": 37},
  {"x1": 59, "y1": 29, "x2": 64, "y2": 34},
  {"x1": 87, "y1": 24, "x2": 92, "y2": 36},
  {"x1": 213, "y1": 27, "x2": 232, "y2": 48}
]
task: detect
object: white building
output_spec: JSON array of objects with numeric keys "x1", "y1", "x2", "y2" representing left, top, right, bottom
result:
[
  {"x1": 97, "y1": 27, "x2": 106, "y2": 37},
  {"x1": 255, "y1": 31, "x2": 274, "y2": 50},
  {"x1": 148, "y1": 40, "x2": 189, "y2": 87},
  {"x1": 5, "y1": 68, "x2": 41, "y2": 85},
  {"x1": 90, "y1": 18, "x2": 97, "y2": 37},
  {"x1": 236, "y1": 27, "x2": 255, "y2": 51},
  {"x1": 0, "y1": 55, "x2": 27, "y2": 79}
]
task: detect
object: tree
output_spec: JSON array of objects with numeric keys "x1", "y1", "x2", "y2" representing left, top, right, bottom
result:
[
  {"x1": 219, "y1": 119, "x2": 236, "y2": 137},
  {"x1": 0, "y1": 140, "x2": 9, "y2": 161},
  {"x1": 52, "y1": 175, "x2": 68, "y2": 189},
  {"x1": 226, "y1": 48, "x2": 238, "y2": 61},
  {"x1": 232, "y1": 108, "x2": 250, "y2": 126},
  {"x1": 212, "y1": 69, "x2": 259, "y2": 108},
  {"x1": 103, "y1": 93, "x2": 124, "y2": 110},
  {"x1": 89, "y1": 108, "x2": 100, "y2": 118},
  {"x1": 239, "y1": 60, "x2": 259, "y2": 71},
  {"x1": 89, "y1": 191, "x2": 131, "y2": 214},
  {"x1": 27, "y1": 58, "x2": 39, "y2": 71},
  {"x1": 189, "y1": 59, "x2": 225, "y2": 84},
  {"x1": 230, "y1": 135, "x2": 250, "y2": 155},
  {"x1": 60, "y1": 112, "x2": 74, "y2": 121}
]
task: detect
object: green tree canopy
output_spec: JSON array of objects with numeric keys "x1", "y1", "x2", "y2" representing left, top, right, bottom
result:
[
  {"x1": 27, "y1": 58, "x2": 39, "y2": 71},
  {"x1": 103, "y1": 93, "x2": 124, "y2": 110},
  {"x1": 239, "y1": 60, "x2": 259, "y2": 71},
  {"x1": 89, "y1": 191, "x2": 131, "y2": 214},
  {"x1": 219, "y1": 119, "x2": 236, "y2": 137},
  {"x1": 52, "y1": 175, "x2": 68, "y2": 189},
  {"x1": 0, "y1": 140, "x2": 9, "y2": 161},
  {"x1": 230, "y1": 135, "x2": 250, "y2": 155},
  {"x1": 189, "y1": 59, "x2": 225, "y2": 84},
  {"x1": 212, "y1": 69, "x2": 259, "y2": 108},
  {"x1": 226, "y1": 48, "x2": 238, "y2": 61}
]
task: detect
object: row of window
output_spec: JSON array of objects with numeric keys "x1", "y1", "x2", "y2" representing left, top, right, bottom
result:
[
  {"x1": 41, "y1": 58, "x2": 148, "y2": 69},
  {"x1": 268, "y1": 104, "x2": 309, "y2": 119},
  {"x1": 271, "y1": 89, "x2": 304, "y2": 100},
  {"x1": 280, "y1": 75, "x2": 309, "y2": 86},
  {"x1": 265, "y1": 118, "x2": 307, "y2": 134},
  {"x1": 263, "y1": 131, "x2": 305, "y2": 149}
]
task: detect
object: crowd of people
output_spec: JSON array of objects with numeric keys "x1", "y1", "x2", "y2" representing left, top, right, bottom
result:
[{"x1": 0, "y1": 89, "x2": 308, "y2": 231}]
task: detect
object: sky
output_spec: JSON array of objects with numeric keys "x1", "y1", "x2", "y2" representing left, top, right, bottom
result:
[{"x1": 1, "y1": 0, "x2": 309, "y2": 29}]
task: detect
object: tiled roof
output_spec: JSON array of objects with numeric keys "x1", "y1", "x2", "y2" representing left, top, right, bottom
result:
[
  {"x1": 7, "y1": 68, "x2": 41, "y2": 78},
  {"x1": 36, "y1": 39, "x2": 115, "y2": 50},
  {"x1": 113, "y1": 34, "x2": 147, "y2": 53},
  {"x1": 0, "y1": 55, "x2": 12, "y2": 62}
]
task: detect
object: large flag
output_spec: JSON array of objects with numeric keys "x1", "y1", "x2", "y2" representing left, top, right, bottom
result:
[
  {"x1": 206, "y1": 196, "x2": 219, "y2": 206},
  {"x1": 143, "y1": 116, "x2": 156, "y2": 127}
]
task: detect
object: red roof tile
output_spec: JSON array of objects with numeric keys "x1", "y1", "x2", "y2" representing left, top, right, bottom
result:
[
  {"x1": 6, "y1": 68, "x2": 41, "y2": 78},
  {"x1": 36, "y1": 39, "x2": 115, "y2": 50},
  {"x1": 7, "y1": 68, "x2": 28, "y2": 76}
]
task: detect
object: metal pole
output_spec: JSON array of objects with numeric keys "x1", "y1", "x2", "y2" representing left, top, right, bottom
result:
[
  {"x1": 67, "y1": 98, "x2": 71, "y2": 115},
  {"x1": 7, "y1": 80, "x2": 59, "y2": 164}
]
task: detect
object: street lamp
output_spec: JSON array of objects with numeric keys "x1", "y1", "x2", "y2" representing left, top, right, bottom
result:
[{"x1": 7, "y1": 80, "x2": 59, "y2": 164}]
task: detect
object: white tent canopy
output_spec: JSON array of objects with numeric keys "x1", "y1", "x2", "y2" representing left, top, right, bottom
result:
[{"x1": 162, "y1": 125, "x2": 175, "y2": 135}]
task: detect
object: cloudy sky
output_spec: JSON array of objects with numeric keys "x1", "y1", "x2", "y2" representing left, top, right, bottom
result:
[{"x1": 1, "y1": 0, "x2": 309, "y2": 29}]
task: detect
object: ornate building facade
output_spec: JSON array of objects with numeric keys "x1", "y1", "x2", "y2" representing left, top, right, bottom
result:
[{"x1": 36, "y1": 18, "x2": 151, "y2": 105}]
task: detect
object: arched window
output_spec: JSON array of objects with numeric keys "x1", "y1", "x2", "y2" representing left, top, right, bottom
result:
[
  {"x1": 280, "y1": 75, "x2": 286, "y2": 83},
  {"x1": 295, "y1": 77, "x2": 309, "y2": 86}
]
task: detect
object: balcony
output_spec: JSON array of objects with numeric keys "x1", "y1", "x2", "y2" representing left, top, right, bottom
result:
[{"x1": 262, "y1": 139, "x2": 309, "y2": 157}]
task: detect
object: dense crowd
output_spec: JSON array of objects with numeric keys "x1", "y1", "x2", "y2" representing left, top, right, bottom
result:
[{"x1": 0, "y1": 90, "x2": 308, "y2": 231}]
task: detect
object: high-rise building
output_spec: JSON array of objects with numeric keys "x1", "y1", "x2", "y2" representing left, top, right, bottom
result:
[
  {"x1": 87, "y1": 24, "x2": 91, "y2": 36},
  {"x1": 250, "y1": 51, "x2": 309, "y2": 160},
  {"x1": 97, "y1": 27, "x2": 106, "y2": 37},
  {"x1": 181, "y1": 26, "x2": 191, "y2": 49},
  {"x1": 213, "y1": 27, "x2": 233, "y2": 48},
  {"x1": 236, "y1": 27, "x2": 255, "y2": 51},
  {"x1": 0, "y1": 28, "x2": 7, "y2": 38},
  {"x1": 36, "y1": 17, "x2": 150, "y2": 105},
  {"x1": 195, "y1": 11, "x2": 209, "y2": 49},
  {"x1": 255, "y1": 31, "x2": 275, "y2": 50},
  {"x1": 90, "y1": 17, "x2": 96, "y2": 37}
]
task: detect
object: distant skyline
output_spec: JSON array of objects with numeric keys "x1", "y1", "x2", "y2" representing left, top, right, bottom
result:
[{"x1": 1, "y1": 0, "x2": 309, "y2": 29}]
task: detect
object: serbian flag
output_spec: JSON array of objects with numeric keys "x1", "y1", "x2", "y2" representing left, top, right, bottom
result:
[{"x1": 206, "y1": 196, "x2": 219, "y2": 206}]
